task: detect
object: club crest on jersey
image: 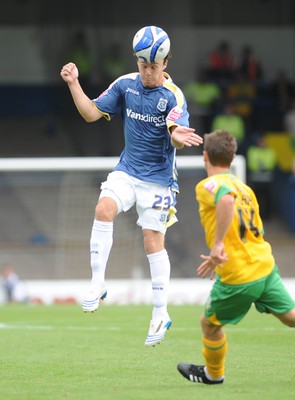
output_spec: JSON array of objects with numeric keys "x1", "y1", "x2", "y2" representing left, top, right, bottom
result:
[
  {"x1": 204, "y1": 179, "x2": 218, "y2": 193},
  {"x1": 157, "y1": 98, "x2": 168, "y2": 112}
]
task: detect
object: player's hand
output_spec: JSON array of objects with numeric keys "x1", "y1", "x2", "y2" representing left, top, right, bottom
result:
[
  {"x1": 196, "y1": 255, "x2": 219, "y2": 280},
  {"x1": 196, "y1": 246, "x2": 228, "y2": 279},
  {"x1": 210, "y1": 242, "x2": 228, "y2": 265},
  {"x1": 171, "y1": 126, "x2": 203, "y2": 148},
  {"x1": 60, "y1": 62, "x2": 79, "y2": 84}
]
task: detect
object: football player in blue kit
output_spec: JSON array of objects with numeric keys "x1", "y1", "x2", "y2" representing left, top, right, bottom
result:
[{"x1": 60, "y1": 26, "x2": 203, "y2": 346}]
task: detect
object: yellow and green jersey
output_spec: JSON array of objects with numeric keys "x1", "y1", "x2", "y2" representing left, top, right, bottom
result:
[{"x1": 196, "y1": 172, "x2": 275, "y2": 284}]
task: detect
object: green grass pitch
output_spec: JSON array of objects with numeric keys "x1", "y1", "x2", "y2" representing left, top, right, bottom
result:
[{"x1": 0, "y1": 303, "x2": 294, "y2": 400}]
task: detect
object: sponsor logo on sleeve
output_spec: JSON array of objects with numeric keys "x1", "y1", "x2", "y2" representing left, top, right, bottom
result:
[
  {"x1": 204, "y1": 179, "x2": 218, "y2": 193},
  {"x1": 167, "y1": 106, "x2": 183, "y2": 122},
  {"x1": 97, "y1": 89, "x2": 109, "y2": 99}
]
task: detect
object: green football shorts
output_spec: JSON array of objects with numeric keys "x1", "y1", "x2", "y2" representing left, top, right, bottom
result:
[{"x1": 204, "y1": 265, "x2": 295, "y2": 325}]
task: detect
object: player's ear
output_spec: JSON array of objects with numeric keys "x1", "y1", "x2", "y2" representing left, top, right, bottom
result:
[
  {"x1": 163, "y1": 59, "x2": 168, "y2": 70},
  {"x1": 203, "y1": 150, "x2": 208, "y2": 161}
]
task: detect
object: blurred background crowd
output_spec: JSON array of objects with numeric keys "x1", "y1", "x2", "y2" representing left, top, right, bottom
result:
[{"x1": 0, "y1": 0, "x2": 295, "y2": 286}]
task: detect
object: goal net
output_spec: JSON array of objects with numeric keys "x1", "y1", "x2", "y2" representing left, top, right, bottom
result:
[{"x1": 0, "y1": 156, "x2": 245, "y2": 280}]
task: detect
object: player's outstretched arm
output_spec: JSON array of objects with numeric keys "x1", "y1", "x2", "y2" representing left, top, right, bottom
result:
[
  {"x1": 170, "y1": 125, "x2": 203, "y2": 149},
  {"x1": 60, "y1": 62, "x2": 102, "y2": 123},
  {"x1": 196, "y1": 195, "x2": 233, "y2": 279}
]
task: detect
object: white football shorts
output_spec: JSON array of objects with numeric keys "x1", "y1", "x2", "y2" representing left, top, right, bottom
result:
[{"x1": 99, "y1": 171, "x2": 178, "y2": 234}]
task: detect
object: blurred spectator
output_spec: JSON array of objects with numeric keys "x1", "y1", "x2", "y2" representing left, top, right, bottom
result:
[
  {"x1": 183, "y1": 68, "x2": 221, "y2": 132},
  {"x1": 247, "y1": 133, "x2": 277, "y2": 220},
  {"x1": 101, "y1": 43, "x2": 127, "y2": 86},
  {"x1": 208, "y1": 40, "x2": 234, "y2": 83},
  {"x1": 271, "y1": 70, "x2": 295, "y2": 116},
  {"x1": 283, "y1": 100, "x2": 295, "y2": 135},
  {"x1": 211, "y1": 102, "x2": 246, "y2": 152},
  {"x1": 226, "y1": 71, "x2": 256, "y2": 132},
  {"x1": 64, "y1": 31, "x2": 93, "y2": 88},
  {"x1": 1, "y1": 264, "x2": 28, "y2": 304},
  {"x1": 283, "y1": 100, "x2": 295, "y2": 170},
  {"x1": 235, "y1": 45, "x2": 263, "y2": 82}
]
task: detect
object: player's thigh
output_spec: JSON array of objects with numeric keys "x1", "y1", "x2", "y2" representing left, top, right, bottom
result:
[
  {"x1": 135, "y1": 182, "x2": 176, "y2": 234},
  {"x1": 99, "y1": 171, "x2": 136, "y2": 214},
  {"x1": 205, "y1": 280, "x2": 259, "y2": 325},
  {"x1": 255, "y1": 266, "x2": 295, "y2": 315},
  {"x1": 273, "y1": 308, "x2": 295, "y2": 327}
]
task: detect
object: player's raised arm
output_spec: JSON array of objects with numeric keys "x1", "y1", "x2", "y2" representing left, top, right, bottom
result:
[{"x1": 60, "y1": 62, "x2": 103, "y2": 123}]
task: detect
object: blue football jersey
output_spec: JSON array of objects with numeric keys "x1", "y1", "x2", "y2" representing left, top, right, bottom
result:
[{"x1": 92, "y1": 72, "x2": 190, "y2": 189}]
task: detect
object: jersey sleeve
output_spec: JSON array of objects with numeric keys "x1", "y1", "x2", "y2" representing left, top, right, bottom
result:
[
  {"x1": 91, "y1": 77, "x2": 125, "y2": 120},
  {"x1": 196, "y1": 177, "x2": 236, "y2": 206},
  {"x1": 215, "y1": 184, "x2": 236, "y2": 204},
  {"x1": 165, "y1": 82, "x2": 190, "y2": 131}
]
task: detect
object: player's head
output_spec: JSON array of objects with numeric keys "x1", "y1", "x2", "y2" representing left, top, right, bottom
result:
[
  {"x1": 204, "y1": 130, "x2": 237, "y2": 167},
  {"x1": 136, "y1": 58, "x2": 168, "y2": 88}
]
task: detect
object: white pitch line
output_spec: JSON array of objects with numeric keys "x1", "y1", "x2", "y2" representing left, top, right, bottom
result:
[{"x1": 0, "y1": 323, "x2": 121, "y2": 331}]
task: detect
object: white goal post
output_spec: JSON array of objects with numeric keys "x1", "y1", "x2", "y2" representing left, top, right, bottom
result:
[
  {"x1": 0, "y1": 155, "x2": 246, "y2": 182},
  {"x1": 0, "y1": 155, "x2": 246, "y2": 283}
]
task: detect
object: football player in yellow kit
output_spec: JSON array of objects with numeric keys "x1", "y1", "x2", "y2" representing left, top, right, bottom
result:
[{"x1": 177, "y1": 129, "x2": 295, "y2": 385}]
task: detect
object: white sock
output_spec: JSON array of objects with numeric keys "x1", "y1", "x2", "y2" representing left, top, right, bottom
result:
[
  {"x1": 147, "y1": 249, "x2": 170, "y2": 320},
  {"x1": 89, "y1": 220, "x2": 113, "y2": 290},
  {"x1": 204, "y1": 367, "x2": 224, "y2": 382}
]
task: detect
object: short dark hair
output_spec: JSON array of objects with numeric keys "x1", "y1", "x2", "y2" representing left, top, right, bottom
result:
[{"x1": 204, "y1": 130, "x2": 237, "y2": 167}]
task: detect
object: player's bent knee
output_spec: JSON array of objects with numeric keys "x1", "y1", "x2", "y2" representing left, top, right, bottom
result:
[
  {"x1": 143, "y1": 230, "x2": 165, "y2": 254},
  {"x1": 95, "y1": 198, "x2": 118, "y2": 221},
  {"x1": 200, "y1": 314, "x2": 223, "y2": 339}
]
